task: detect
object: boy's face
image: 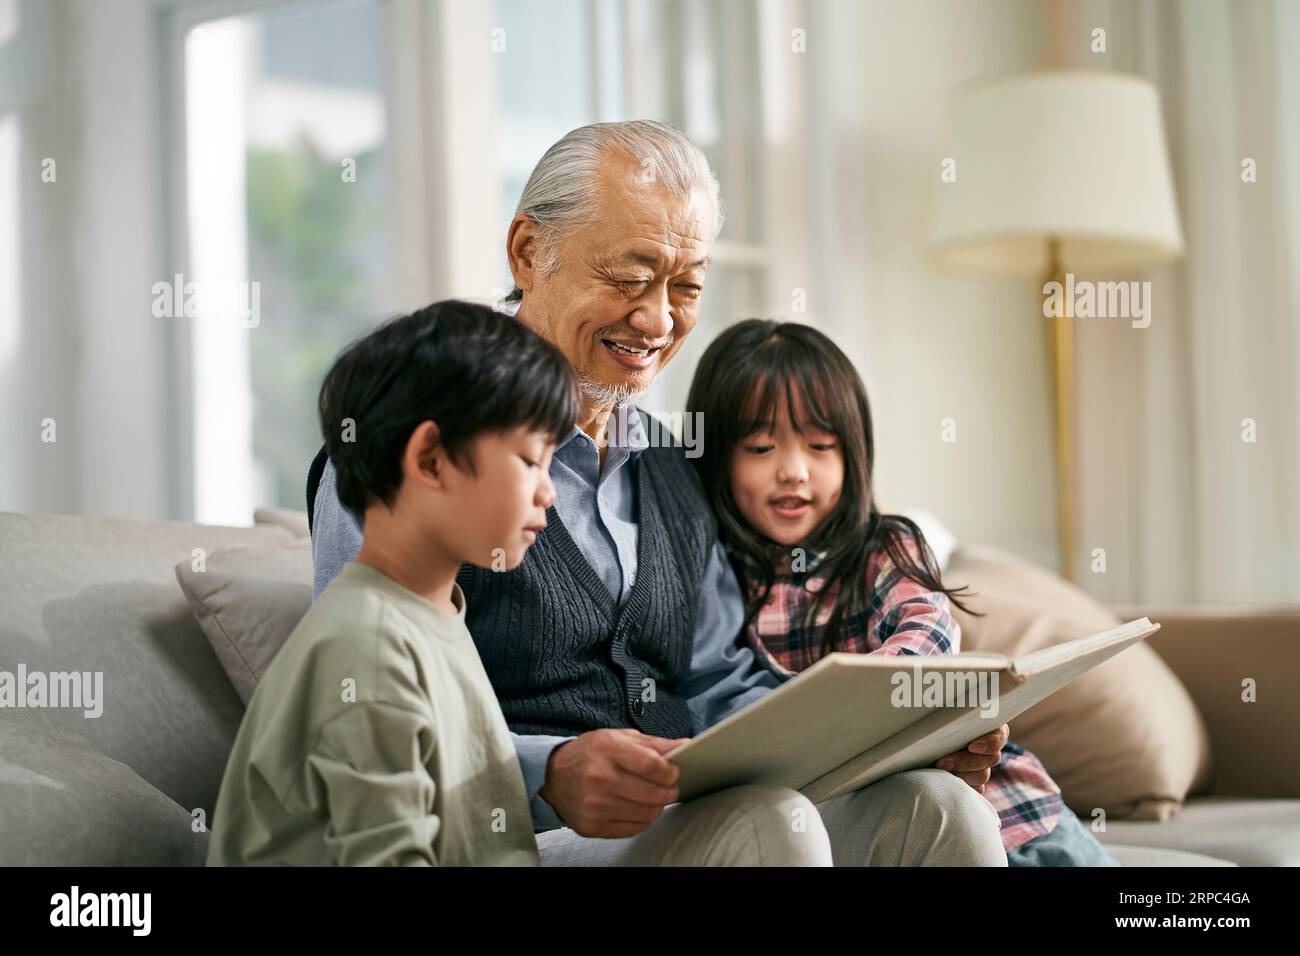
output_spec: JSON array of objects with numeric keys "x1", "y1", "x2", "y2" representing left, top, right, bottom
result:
[
  {"x1": 728, "y1": 393, "x2": 844, "y2": 549},
  {"x1": 439, "y1": 425, "x2": 557, "y2": 571}
]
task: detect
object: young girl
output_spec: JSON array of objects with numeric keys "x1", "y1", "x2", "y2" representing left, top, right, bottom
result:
[{"x1": 686, "y1": 319, "x2": 1119, "y2": 866}]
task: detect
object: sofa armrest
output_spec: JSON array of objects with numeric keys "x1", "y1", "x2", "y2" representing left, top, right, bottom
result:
[{"x1": 1106, "y1": 604, "x2": 1300, "y2": 799}]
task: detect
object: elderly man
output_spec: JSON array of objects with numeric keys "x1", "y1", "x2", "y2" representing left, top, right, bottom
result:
[{"x1": 309, "y1": 120, "x2": 1008, "y2": 866}]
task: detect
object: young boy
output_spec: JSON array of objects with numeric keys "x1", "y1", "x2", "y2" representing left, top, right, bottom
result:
[{"x1": 207, "y1": 300, "x2": 578, "y2": 866}]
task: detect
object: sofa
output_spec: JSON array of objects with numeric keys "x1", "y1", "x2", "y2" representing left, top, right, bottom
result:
[{"x1": 2, "y1": 509, "x2": 1297, "y2": 866}]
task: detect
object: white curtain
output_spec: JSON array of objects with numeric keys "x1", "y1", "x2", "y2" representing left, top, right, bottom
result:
[{"x1": 1067, "y1": 0, "x2": 1300, "y2": 603}]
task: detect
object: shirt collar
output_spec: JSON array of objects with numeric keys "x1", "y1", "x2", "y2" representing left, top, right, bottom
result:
[{"x1": 557, "y1": 402, "x2": 649, "y2": 458}]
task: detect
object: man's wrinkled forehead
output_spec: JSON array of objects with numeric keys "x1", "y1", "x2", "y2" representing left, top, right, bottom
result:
[{"x1": 603, "y1": 247, "x2": 711, "y2": 273}]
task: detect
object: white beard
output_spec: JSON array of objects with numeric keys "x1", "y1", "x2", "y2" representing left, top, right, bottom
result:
[{"x1": 577, "y1": 373, "x2": 651, "y2": 408}]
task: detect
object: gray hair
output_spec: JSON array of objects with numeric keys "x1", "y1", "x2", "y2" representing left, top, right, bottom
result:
[{"x1": 506, "y1": 120, "x2": 724, "y2": 302}]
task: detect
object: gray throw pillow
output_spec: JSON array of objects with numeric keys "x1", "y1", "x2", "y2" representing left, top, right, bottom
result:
[{"x1": 174, "y1": 542, "x2": 313, "y2": 705}]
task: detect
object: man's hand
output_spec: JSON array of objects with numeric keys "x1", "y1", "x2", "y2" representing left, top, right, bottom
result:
[
  {"x1": 537, "y1": 728, "x2": 687, "y2": 838},
  {"x1": 932, "y1": 723, "x2": 1008, "y2": 793}
]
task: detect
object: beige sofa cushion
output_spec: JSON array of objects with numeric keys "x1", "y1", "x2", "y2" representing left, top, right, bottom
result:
[
  {"x1": 1095, "y1": 796, "x2": 1300, "y2": 866},
  {"x1": 946, "y1": 544, "x2": 1213, "y2": 821},
  {"x1": 1102, "y1": 844, "x2": 1236, "y2": 867},
  {"x1": 1109, "y1": 605, "x2": 1300, "y2": 800},
  {"x1": 175, "y1": 542, "x2": 313, "y2": 705}
]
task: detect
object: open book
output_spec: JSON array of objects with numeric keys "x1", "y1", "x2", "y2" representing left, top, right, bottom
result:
[{"x1": 666, "y1": 617, "x2": 1159, "y2": 804}]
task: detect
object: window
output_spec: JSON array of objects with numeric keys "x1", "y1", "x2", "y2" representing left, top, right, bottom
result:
[
  {"x1": 178, "y1": 0, "x2": 775, "y2": 521},
  {"x1": 184, "y1": 0, "x2": 392, "y2": 524}
]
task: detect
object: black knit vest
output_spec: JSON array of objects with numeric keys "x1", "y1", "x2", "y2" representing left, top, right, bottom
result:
[{"x1": 455, "y1": 410, "x2": 715, "y2": 739}]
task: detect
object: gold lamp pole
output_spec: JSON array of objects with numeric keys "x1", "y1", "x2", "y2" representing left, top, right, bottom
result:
[{"x1": 1044, "y1": 237, "x2": 1076, "y2": 582}]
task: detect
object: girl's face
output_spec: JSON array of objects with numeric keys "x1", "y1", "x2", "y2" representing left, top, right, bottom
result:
[{"x1": 728, "y1": 392, "x2": 844, "y2": 547}]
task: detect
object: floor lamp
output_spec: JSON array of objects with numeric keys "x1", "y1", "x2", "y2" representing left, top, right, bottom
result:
[{"x1": 931, "y1": 71, "x2": 1184, "y2": 580}]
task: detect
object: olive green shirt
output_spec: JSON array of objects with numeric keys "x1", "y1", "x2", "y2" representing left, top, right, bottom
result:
[{"x1": 208, "y1": 562, "x2": 539, "y2": 866}]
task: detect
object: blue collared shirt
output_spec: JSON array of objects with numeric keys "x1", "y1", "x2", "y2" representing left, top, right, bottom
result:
[{"x1": 310, "y1": 402, "x2": 782, "y2": 830}]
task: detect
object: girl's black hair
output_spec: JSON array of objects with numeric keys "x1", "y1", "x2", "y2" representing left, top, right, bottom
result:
[
  {"x1": 686, "y1": 319, "x2": 981, "y2": 661},
  {"x1": 319, "y1": 299, "x2": 578, "y2": 517}
]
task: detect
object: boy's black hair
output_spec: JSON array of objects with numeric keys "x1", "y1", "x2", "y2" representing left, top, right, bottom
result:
[{"x1": 318, "y1": 299, "x2": 578, "y2": 517}]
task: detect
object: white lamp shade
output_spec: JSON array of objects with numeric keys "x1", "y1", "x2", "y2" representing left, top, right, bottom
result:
[{"x1": 932, "y1": 71, "x2": 1185, "y2": 277}]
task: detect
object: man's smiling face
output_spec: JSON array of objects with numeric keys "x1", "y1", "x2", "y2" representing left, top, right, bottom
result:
[{"x1": 510, "y1": 150, "x2": 715, "y2": 406}]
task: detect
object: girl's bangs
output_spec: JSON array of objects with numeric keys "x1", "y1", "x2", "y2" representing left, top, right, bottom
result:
[{"x1": 736, "y1": 362, "x2": 843, "y2": 439}]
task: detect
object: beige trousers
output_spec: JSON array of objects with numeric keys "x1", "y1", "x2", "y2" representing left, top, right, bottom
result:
[{"x1": 534, "y1": 768, "x2": 1008, "y2": 866}]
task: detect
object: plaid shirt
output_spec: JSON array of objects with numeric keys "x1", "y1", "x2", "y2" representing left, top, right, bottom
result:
[{"x1": 733, "y1": 534, "x2": 1064, "y2": 851}]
